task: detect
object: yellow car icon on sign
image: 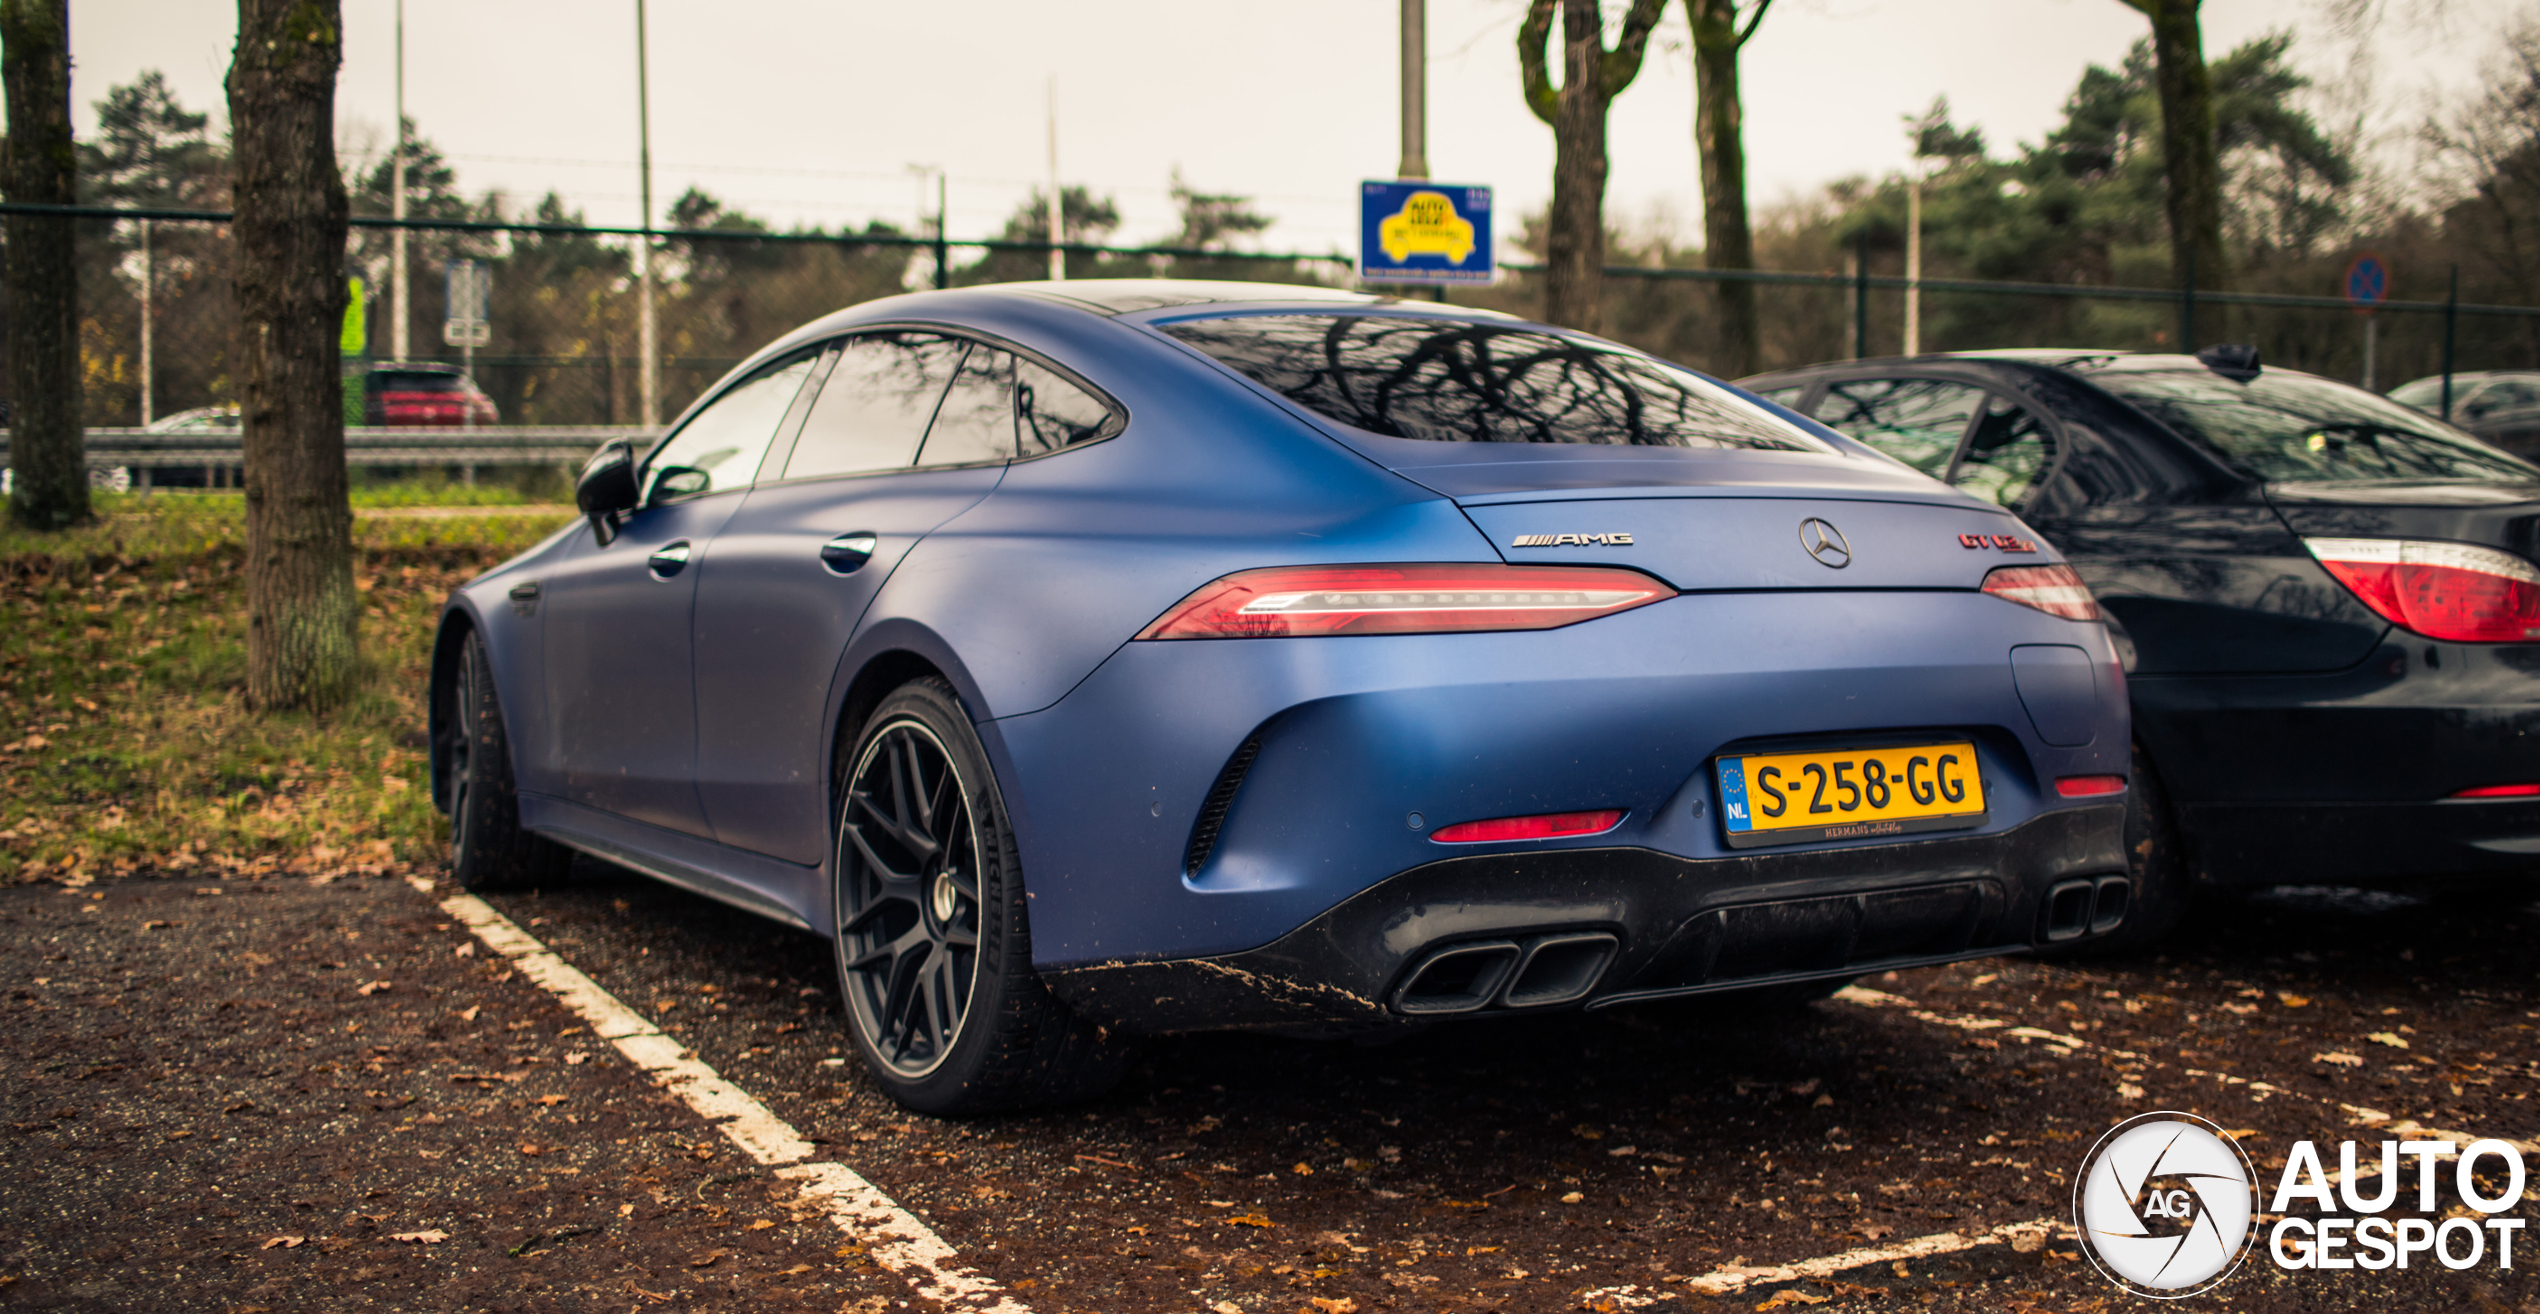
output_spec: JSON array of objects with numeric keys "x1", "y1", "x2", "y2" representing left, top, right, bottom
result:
[{"x1": 1379, "y1": 190, "x2": 1476, "y2": 265}]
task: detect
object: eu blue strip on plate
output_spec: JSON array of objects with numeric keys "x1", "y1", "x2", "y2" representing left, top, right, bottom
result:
[{"x1": 1715, "y1": 758, "x2": 1752, "y2": 833}]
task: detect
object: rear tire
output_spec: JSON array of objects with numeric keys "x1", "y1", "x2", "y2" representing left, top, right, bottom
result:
[
  {"x1": 831, "y1": 679, "x2": 1132, "y2": 1115},
  {"x1": 444, "y1": 631, "x2": 572, "y2": 892}
]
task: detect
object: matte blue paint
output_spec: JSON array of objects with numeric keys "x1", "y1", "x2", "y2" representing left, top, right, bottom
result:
[{"x1": 436, "y1": 282, "x2": 2131, "y2": 970}]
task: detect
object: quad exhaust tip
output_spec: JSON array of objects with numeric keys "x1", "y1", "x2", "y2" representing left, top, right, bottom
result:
[
  {"x1": 1394, "y1": 932, "x2": 1620, "y2": 1015},
  {"x1": 2040, "y1": 875, "x2": 2131, "y2": 942}
]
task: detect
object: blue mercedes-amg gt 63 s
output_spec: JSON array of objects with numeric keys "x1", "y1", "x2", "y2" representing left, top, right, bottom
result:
[{"x1": 430, "y1": 280, "x2": 2131, "y2": 1112}]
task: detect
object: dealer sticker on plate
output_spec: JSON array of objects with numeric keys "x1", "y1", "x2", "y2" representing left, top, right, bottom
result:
[{"x1": 1714, "y1": 741, "x2": 1987, "y2": 849}]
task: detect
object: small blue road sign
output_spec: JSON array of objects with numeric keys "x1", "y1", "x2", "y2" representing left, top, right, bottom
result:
[
  {"x1": 2344, "y1": 252, "x2": 2389, "y2": 314},
  {"x1": 1359, "y1": 181, "x2": 1494, "y2": 286}
]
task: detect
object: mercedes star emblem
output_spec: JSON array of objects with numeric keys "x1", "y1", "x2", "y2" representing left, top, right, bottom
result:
[{"x1": 1799, "y1": 518, "x2": 1852, "y2": 569}]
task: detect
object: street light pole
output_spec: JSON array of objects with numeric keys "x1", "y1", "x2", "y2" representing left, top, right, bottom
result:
[
  {"x1": 390, "y1": 0, "x2": 408, "y2": 362},
  {"x1": 1046, "y1": 78, "x2": 1063, "y2": 281},
  {"x1": 635, "y1": 0, "x2": 657, "y2": 428},
  {"x1": 1903, "y1": 170, "x2": 1922, "y2": 357},
  {"x1": 1398, "y1": 0, "x2": 1427, "y2": 180}
]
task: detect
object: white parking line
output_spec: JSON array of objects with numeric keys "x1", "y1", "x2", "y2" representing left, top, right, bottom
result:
[
  {"x1": 410, "y1": 875, "x2": 1030, "y2": 1314},
  {"x1": 1675, "y1": 1218, "x2": 2067, "y2": 1297}
]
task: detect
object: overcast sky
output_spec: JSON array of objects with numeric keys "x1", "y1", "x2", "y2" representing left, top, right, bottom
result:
[{"x1": 66, "y1": 0, "x2": 2522, "y2": 256}]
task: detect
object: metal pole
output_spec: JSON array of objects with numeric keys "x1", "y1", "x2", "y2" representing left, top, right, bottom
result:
[
  {"x1": 1903, "y1": 175, "x2": 1921, "y2": 356},
  {"x1": 2442, "y1": 263, "x2": 2459, "y2": 423},
  {"x1": 138, "y1": 221, "x2": 154, "y2": 426},
  {"x1": 1851, "y1": 234, "x2": 1869, "y2": 360},
  {"x1": 635, "y1": 0, "x2": 657, "y2": 428},
  {"x1": 935, "y1": 174, "x2": 949, "y2": 290},
  {"x1": 391, "y1": 0, "x2": 408, "y2": 362},
  {"x1": 2362, "y1": 315, "x2": 2377, "y2": 392},
  {"x1": 1398, "y1": 0, "x2": 1428, "y2": 179},
  {"x1": 1046, "y1": 79, "x2": 1064, "y2": 281},
  {"x1": 2179, "y1": 244, "x2": 2196, "y2": 352}
]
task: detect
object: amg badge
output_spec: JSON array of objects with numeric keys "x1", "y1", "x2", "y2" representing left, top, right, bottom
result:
[{"x1": 1511, "y1": 533, "x2": 1634, "y2": 547}]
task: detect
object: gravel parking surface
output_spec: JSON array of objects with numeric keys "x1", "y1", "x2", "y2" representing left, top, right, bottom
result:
[{"x1": 6, "y1": 863, "x2": 2535, "y2": 1313}]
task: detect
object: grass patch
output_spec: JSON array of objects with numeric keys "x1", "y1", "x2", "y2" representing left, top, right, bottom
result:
[{"x1": 0, "y1": 497, "x2": 573, "y2": 884}]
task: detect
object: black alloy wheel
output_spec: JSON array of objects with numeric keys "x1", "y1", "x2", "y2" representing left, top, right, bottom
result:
[
  {"x1": 835, "y1": 715, "x2": 984, "y2": 1080},
  {"x1": 829, "y1": 679, "x2": 1133, "y2": 1113}
]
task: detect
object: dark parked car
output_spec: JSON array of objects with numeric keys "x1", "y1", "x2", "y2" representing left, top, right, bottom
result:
[
  {"x1": 432, "y1": 281, "x2": 2133, "y2": 1112},
  {"x1": 2388, "y1": 370, "x2": 2540, "y2": 455},
  {"x1": 365, "y1": 362, "x2": 498, "y2": 427},
  {"x1": 1743, "y1": 347, "x2": 2540, "y2": 942}
]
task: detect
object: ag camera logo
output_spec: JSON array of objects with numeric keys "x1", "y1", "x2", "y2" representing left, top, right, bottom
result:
[{"x1": 2073, "y1": 1111, "x2": 2257, "y2": 1297}]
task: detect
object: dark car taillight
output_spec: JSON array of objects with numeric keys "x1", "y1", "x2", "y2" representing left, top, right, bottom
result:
[
  {"x1": 1134, "y1": 564, "x2": 1675, "y2": 640},
  {"x1": 2306, "y1": 537, "x2": 2540, "y2": 643},
  {"x1": 1980, "y1": 563, "x2": 2102, "y2": 621}
]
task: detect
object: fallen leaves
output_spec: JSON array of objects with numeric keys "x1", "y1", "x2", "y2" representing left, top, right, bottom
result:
[
  {"x1": 389, "y1": 1230, "x2": 448, "y2": 1244},
  {"x1": 356, "y1": 980, "x2": 393, "y2": 996},
  {"x1": 260, "y1": 1235, "x2": 304, "y2": 1250},
  {"x1": 1755, "y1": 1291, "x2": 1831, "y2": 1309},
  {"x1": 2314, "y1": 1051, "x2": 2366, "y2": 1067},
  {"x1": 1307, "y1": 1299, "x2": 1358, "y2": 1314},
  {"x1": 2366, "y1": 1031, "x2": 2410, "y2": 1049},
  {"x1": 2278, "y1": 992, "x2": 2311, "y2": 1007},
  {"x1": 689, "y1": 1249, "x2": 727, "y2": 1269},
  {"x1": 1227, "y1": 1213, "x2": 1275, "y2": 1228}
]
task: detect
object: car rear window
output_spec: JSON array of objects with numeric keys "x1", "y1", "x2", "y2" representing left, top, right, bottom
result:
[
  {"x1": 369, "y1": 371, "x2": 465, "y2": 393},
  {"x1": 2088, "y1": 368, "x2": 2538, "y2": 483},
  {"x1": 1160, "y1": 314, "x2": 1831, "y2": 451}
]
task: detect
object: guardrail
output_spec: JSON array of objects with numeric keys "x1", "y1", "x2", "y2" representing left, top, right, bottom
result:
[{"x1": 0, "y1": 426, "x2": 656, "y2": 475}]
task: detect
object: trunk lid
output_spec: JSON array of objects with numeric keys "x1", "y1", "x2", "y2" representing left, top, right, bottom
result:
[
  {"x1": 1376, "y1": 442, "x2": 2054, "y2": 592},
  {"x1": 2265, "y1": 479, "x2": 2540, "y2": 561}
]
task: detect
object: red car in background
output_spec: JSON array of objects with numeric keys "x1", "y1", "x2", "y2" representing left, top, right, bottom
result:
[{"x1": 364, "y1": 363, "x2": 499, "y2": 426}]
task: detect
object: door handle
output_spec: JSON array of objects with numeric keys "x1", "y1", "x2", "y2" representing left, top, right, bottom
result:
[
  {"x1": 819, "y1": 532, "x2": 880, "y2": 575},
  {"x1": 647, "y1": 541, "x2": 693, "y2": 579}
]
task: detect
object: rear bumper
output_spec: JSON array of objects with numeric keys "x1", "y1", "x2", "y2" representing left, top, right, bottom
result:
[
  {"x1": 1040, "y1": 803, "x2": 2125, "y2": 1036},
  {"x1": 2183, "y1": 798, "x2": 2540, "y2": 887},
  {"x1": 2133, "y1": 640, "x2": 2540, "y2": 884}
]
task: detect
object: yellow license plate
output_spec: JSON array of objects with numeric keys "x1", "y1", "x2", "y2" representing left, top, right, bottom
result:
[{"x1": 1714, "y1": 741, "x2": 1986, "y2": 849}]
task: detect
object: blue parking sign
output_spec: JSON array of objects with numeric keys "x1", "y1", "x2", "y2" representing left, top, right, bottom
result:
[{"x1": 1359, "y1": 181, "x2": 1494, "y2": 286}]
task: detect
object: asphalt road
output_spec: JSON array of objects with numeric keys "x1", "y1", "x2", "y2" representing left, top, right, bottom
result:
[{"x1": 5, "y1": 862, "x2": 2535, "y2": 1313}]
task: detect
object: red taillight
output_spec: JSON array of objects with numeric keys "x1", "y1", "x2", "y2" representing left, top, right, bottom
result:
[
  {"x1": 1980, "y1": 563, "x2": 2102, "y2": 621},
  {"x1": 2451, "y1": 783, "x2": 2540, "y2": 799},
  {"x1": 1428, "y1": 809, "x2": 1625, "y2": 843},
  {"x1": 2055, "y1": 774, "x2": 2128, "y2": 798},
  {"x1": 1135, "y1": 564, "x2": 1675, "y2": 640},
  {"x1": 2306, "y1": 537, "x2": 2540, "y2": 643}
]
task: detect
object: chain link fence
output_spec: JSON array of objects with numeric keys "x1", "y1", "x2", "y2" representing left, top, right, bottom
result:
[{"x1": 4, "y1": 204, "x2": 2536, "y2": 450}]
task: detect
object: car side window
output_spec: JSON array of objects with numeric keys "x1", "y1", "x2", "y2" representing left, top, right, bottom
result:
[
  {"x1": 1015, "y1": 359, "x2": 1117, "y2": 456},
  {"x1": 916, "y1": 345, "x2": 1017, "y2": 467},
  {"x1": 2474, "y1": 379, "x2": 2540, "y2": 413},
  {"x1": 1951, "y1": 394, "x2": 2056, "y2": 507},
  {"x1": 1815, "y1": 378, "x2": 1986, "y2": 476},
  {"x1": 783, "y1": 332, "x2": 967, "y2": 480},
  {"x1": 644, "y1": 351, "x2": 818, "y2": 503}
]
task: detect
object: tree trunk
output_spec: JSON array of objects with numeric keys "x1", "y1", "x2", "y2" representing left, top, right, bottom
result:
[
  {"x1": 1, "y1": 0, "x2": 87, "y2": 530},
  {"x1": 2132, "y1": 0, "x2": 2227, "y2": 325},
  {"x1": 1546, "y1": 0, "x2": 1611, "y2": 333},
  {"x1": 229, "y1": 0, "x2": 358, "y2": 711},
  {"x1": 1689, "y1": 0, "x2": 1759, "y2": 377}
]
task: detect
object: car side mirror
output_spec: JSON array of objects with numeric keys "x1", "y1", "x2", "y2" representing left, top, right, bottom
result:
[{"x1": 576, "y1": 440, "x2": 641, "y2": 546}]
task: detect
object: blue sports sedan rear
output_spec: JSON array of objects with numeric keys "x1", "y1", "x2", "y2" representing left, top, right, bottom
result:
[{"x1": 429, "y1": 281, "x2": 2131, "y2": 1112}]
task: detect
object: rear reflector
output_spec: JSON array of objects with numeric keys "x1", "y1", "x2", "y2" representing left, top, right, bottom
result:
[
  {"x1": 2055, "y1": 774, "x2": 2128, "y2": 798},
  {"x1": 1135, "y1": 564, "x2": 1674, "y2": 640},
  {"x1": 1980, "y1": 563, "x2": 2102, "y2": 621},
  {"x1": 1428, "y1": 809, "x2": 1625, "y2": 844},
  {"x1": 2306, "y1": 537, "x2": 2540, "y2": 643},
  {"x1": 2450, "y1": 783, "x2": 2540, "y2": 799}
]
